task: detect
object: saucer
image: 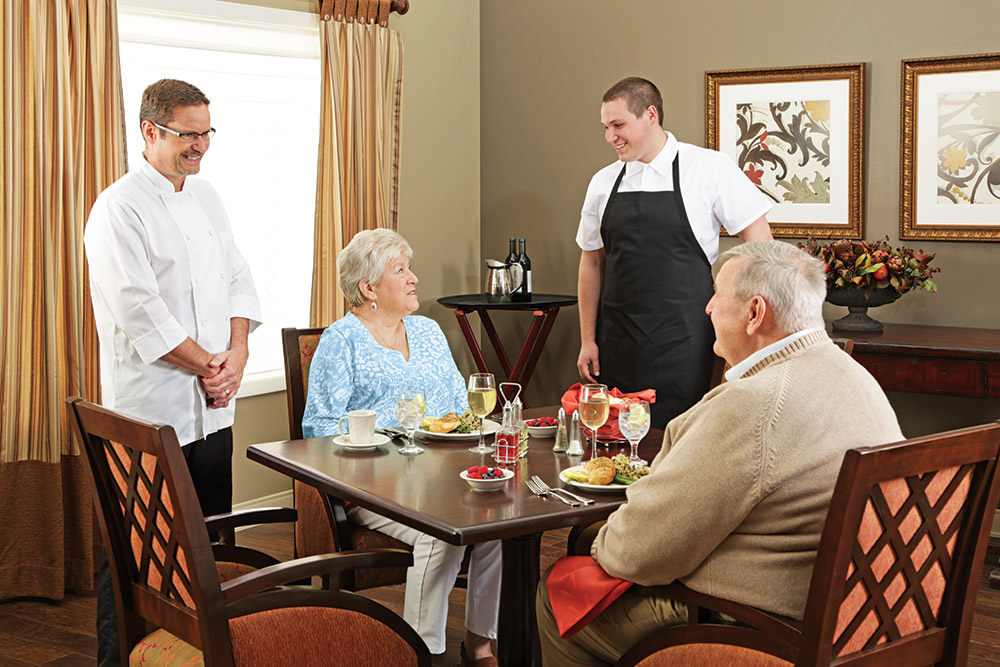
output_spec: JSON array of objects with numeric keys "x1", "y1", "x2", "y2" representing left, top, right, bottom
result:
[{"x1": 332, "y1": 433, "x2": 390, "y2": 450}]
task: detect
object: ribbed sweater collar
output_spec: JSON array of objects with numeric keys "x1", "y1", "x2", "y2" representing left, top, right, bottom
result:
[{"x1": 741, "y1": 329, "x2": 831, "y2": 380}]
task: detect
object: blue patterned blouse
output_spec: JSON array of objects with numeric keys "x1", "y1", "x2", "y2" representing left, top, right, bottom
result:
[{"x1": 302, "y1": 312, "x2": 468, "y2": 437}]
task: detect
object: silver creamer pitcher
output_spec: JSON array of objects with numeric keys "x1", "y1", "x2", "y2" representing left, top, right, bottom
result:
[{"x1": 484, "y1": 259, "x2": 523, "y2": 303}]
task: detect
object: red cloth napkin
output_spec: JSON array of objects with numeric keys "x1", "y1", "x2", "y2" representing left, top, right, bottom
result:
[
  {"x1": 547, "y1": 556, "x2": 634, "y2": 637},
  {"x1": 560, "y1": 383, "x2": 656, "y2": 439}
]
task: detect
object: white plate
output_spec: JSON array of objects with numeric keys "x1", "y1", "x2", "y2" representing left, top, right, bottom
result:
[
  {"x1": 559, "y1": 466, "x2": 628, "y2": 492},
  {"x1": 332, "y1": 433, "x2": 390, "y2": 450},
  {"x1": 416, "y1": 419, "x2": 501, "y2": 441}
]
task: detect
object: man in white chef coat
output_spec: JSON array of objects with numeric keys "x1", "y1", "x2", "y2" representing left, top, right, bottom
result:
[{"x1": 84, "y1": 78, "x2": 262, "y2": 667}]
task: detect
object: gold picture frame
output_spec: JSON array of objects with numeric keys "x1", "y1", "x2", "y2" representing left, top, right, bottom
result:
[
  {"x1": 706, "y1": 63, "x2": 865, "y2": 239},
  {"x1": 901, "y1": 53, "x2": 1000, "y2": 241}
]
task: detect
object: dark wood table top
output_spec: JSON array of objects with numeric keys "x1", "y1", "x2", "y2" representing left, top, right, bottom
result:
[
  {"x1": 830, "y1": 322, "x2": 1000, "y2": 360},
  {"x1": 247, "y1": 410, "x2": 661, "y2": 545},
  {"x1": 437, "y1": 293, "x2": 578, "y2": 311}
]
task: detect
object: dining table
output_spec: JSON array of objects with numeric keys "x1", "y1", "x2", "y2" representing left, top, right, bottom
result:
[{"x1": 246, "y1": 406, "x2": 662, "y2": 667}]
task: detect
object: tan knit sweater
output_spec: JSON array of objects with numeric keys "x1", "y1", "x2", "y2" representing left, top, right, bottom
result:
[{"x1": 592, "y1": 330, "x2": 903, "y2": 619}]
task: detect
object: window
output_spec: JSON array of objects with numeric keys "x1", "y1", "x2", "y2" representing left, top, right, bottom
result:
[{"x1": 117, "y1": 0, "x2": 320, "y2": 395}]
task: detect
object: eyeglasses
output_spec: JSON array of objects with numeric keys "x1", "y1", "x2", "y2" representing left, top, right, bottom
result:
[{"x1": 148, "y1": 120, "x2": 216, "y2": 143}]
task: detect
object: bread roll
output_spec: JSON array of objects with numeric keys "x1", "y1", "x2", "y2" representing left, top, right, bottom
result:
[{"x1": 584, "y1": 456, "x2": 616, "y2": 485}]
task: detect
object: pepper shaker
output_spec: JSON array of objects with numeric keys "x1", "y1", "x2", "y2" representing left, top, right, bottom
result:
[
  {"x1": 566, "y1": 410, "x2": 584, "y2": 456},
  {"x1": 552, "y1": 406, "x2": 568, "y2": 452}
]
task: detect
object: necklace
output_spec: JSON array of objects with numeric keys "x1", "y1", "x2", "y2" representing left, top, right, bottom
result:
[{"x1": 355, "y1": 310, "x2": 406, "y2": 352}]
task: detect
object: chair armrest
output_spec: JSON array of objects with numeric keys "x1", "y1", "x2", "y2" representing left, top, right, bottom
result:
[
  {"x1": 205, "y1": 507, "x2": 298, "y2": 546},
  {"x1": 213, "y1": 544, "x2": 282, "y2": 570},
  {"x1": 653, "y1": 583, "x2": 802, "y2": 646},
  {"x1": 220, "y1": 549, "x2": 414, "y2": 604}
]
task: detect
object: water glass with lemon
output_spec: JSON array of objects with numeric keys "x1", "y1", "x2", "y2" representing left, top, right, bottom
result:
[
  {"x1": 396, "y1": 389, "x2": 426, "y2": 455},
  {"x1": 618, "y1": 399, "x2": 650, "y2": 465}
]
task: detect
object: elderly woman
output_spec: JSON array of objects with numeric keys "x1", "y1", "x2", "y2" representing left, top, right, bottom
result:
[{"x1": 302, "y1": 229, "x2": 500, "y2": 666}]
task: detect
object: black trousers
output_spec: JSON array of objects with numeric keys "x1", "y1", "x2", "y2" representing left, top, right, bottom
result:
[{"x1": 97, "y1": 427, "x2": 233, "y2": 667}]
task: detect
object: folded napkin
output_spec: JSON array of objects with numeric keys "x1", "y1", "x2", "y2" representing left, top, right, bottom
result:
[
  {"x1": 547, "y1": 556, "x2": 634, "y2": 638},
  {"x1": 560, "y1": 383, "x2": 656, "y2": 439}
]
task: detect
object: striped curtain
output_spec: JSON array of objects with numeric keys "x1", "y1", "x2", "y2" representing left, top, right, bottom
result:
[
  {"x1": 0, "y1": 0, "x2": 126, "y2": 599},
  {"x1": 310, "y1": 0, "x2": 404, "y2": 327}
]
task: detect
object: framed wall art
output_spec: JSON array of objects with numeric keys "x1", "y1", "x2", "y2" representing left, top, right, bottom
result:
[
  {"x1": 901, "y1": 52, "x2": 1000, "y2": 241},
  {"x1": 706, "y1": 63, "x2": 865, "y2": 239}
]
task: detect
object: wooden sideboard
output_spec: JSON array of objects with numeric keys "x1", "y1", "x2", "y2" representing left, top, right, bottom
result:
[{"x1": 832, "y1": 323, "x2": 1000, "y2": 400}]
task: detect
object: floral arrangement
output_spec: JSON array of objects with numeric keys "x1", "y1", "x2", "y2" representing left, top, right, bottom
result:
[{"x1": 798, "y1": 237, "x2": 939, "y2": 297}]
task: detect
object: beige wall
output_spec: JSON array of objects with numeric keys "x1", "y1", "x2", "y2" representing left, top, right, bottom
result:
[
  {"x1": 230, "y1": 0, "x2": 481, "y2": 504},
  {"x1": 480, "y1": 0, "x2": 1000, "y2": 432}
]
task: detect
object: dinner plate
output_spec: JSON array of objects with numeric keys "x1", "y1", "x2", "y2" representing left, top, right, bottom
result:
[
  {"x1": 416, "y1": 419, "x2": 501, "y2": 441},
  {"x1": 332, "y1": 433, "x2": 390, "y2": 450},
  {"x1": 559, "y1": 466, "x2": 628, "y2": 492}
]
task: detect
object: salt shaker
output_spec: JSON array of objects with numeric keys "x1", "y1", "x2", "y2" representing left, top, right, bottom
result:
[
  {"x1": 552, "y1": 406, "x2": 568, "y2": 452},
  {"x1": 566, "y1": 410, "x2": 584, "y2": 456}
]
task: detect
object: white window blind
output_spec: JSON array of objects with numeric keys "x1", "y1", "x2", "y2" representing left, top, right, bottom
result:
[{"x1": 117, "y1": 0, "x2": 321, "y2": 396}]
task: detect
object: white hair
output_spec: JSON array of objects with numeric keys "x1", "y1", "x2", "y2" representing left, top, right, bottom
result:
[
  {"x1": 717, "y1": 240, "x2": 826, "y2": 332},
  {"x1": 337, "y1": 229, "x2": 413, "y2": 307}
]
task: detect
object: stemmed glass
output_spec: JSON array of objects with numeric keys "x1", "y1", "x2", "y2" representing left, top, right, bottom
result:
[
  {"x1": 618, "y1": 398, "x2": 650, "y2": 466},
  {"x1": 467, "y1": 373, "x2": 497, "y2": 454},
  {"x1": 579, "y1": 383, "x2": 609, "y2": 460},
  {"x1": 395, "y1": 389, "x2": 426, "y2": 455}
]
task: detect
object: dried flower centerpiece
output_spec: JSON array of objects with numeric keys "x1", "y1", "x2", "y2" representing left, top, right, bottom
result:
[{"x1": 798, "y1": 237, "x2": 940, "y2": 332}]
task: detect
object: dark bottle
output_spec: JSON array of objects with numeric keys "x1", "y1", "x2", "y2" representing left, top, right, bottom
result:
[
  {"x1": 513, "y1": 238, "x2": 532, "y2": 302},
  {"x1": 505, "y1": 237, "x2": 518, "y2": 267}
]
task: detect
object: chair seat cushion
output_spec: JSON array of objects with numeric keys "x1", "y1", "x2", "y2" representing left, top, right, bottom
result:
[
  {"x1": 130, "y1": 607, "x2": 419, "y2": 667},
  {"x1": 349, "y1": 525, "x2": 411, "y2": 589},
  {"x1": 634, "y1": 644, "x2": 791, "y2": 666}
]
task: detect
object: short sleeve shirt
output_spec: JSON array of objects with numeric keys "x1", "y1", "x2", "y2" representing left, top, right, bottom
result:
[{"x1": 575, "y1": 132, "x2": 773, "y2": 264}]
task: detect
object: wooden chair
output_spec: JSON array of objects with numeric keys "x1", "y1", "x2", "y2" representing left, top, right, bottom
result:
[
  {"x1": 615, "y1": 421, "x2": 1000, "y2": 666},
  {"x1": 281, "y1": 326, "x2": 412, "y2": 591},
  {"x1": 68, "y1": 397, "x2": 429, "y2": 667}
]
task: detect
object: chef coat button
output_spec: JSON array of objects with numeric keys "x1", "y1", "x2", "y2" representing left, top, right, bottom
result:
[
  {"x1": 219, "y1": 273, "x2": 225, "y2": 279},
  {"x1": 208, "y1": 230, "x2": 215, "y2": 237}
]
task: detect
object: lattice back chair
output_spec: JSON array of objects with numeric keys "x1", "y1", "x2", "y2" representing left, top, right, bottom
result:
[
  {"x1": 282, "y1": 326, "x2": 412, "y2": 591},
  {"x1": 68, "y1": 397, "x2": 429, "y2": 667},
  {"x1": 616, "y1": 421, "x2": 1000, "y2": 666}
]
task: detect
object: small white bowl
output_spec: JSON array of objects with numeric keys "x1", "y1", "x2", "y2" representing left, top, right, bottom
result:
[
  {"x1": 526, "y1": 424, "x2": 557, "y2": 438},
  {"x1": 460, "y1": 468, "x2": 514, "y2": 492}
]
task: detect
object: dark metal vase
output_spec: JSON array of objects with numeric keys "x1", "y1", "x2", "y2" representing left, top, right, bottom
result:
[{"x1": 826, "y1": 287, "x2": 901, "y2": 332}]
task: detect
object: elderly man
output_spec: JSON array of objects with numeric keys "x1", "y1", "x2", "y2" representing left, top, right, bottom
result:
[{"x1": 538, "y1": 240, "x2": 903, "y2": 666}]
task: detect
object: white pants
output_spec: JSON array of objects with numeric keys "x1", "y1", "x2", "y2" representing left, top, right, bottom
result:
[{"x1": 350, "y1": 506, "x2": 502, "y2": 654}]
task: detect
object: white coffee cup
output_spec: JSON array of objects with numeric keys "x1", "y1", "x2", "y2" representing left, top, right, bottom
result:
[{"x1": 337, "y1": 409, "x2": 376, "y2": 444}]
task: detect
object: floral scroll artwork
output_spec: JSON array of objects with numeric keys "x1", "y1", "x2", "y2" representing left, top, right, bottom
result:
[
  {"x1": 902, "y1": 53, "x2": 1000, "y2": 241},
  {"x1": 937, "y1": 92, "x2": 1000, "y2": 206},
  {"x1": 736, "y1": 100, "x2": 831, "y2": 205},
  {"x1": 707, "y1": 63, "x2": 865, "y2": 239}
]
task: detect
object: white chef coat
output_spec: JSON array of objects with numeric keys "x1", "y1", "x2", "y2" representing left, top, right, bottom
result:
[
  {"x1": 84, "y1": 158, "x2": 262, "y2": 446},
  {"x1": 575, "y1": 132, "x2": 773, "y2": 264}
]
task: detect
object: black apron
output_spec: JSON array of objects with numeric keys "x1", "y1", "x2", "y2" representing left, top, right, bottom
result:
[{"x1": 598, "y1": 154, "x2": 716, "y2": 429}]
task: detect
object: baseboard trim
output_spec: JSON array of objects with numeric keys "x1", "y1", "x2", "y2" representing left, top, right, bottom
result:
[{"x1": 233, "y1": 489, "x2": 294, "y2": 531}]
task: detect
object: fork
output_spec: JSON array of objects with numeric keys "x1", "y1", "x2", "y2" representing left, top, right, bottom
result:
[
  {"x1": 531, "y1": 475, "x2": 594, "y2": 505},
  {"x1": 526, "y1": 478, "x2": 579, "y2": 506}
]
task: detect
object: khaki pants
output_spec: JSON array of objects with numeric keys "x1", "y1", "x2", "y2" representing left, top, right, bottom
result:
[{"x1": 535, "y1": 563, "x2": 688, "y2": 666}]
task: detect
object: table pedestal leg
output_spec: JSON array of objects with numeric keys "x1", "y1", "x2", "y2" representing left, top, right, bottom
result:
[{"x1": 498, "y1": 533, "x2": 542, "y2": 667}]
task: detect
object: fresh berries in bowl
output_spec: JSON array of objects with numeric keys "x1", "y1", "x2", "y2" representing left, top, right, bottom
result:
[
  {"x1": 525, "y1": 417, "x2": 558, "y2": 438},
  {"x1": 461, "y1": 465, "x2": 514, "y2": 492}
]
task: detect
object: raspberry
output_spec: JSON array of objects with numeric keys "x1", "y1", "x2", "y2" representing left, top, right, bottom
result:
[
  {"x1": 467, "y1": 466, "x2": 479, "y2": 475},
  {"x1": 478, "y1": 466, "x2": 489, "y2": 474}
]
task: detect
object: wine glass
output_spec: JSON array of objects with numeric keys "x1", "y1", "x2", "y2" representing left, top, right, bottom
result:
[
  {"x1": 579, "y1": 383, "x2": 609, "y2": 460},
  {"x1": 618, "y1": 398, "x2": 650, "y2": 465},
  {"x1": 395, "y1": 389, "x2": 426, "y2": 455},
  {"x1": 467, "y1": 373, "x2": 497, "y2": 454}
]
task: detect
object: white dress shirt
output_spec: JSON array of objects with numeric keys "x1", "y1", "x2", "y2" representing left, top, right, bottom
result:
[
  {"x1": 85, "y1": 158, "x2": 262, "y2": 446},
  {"x1": 576, "y1": 132, "x2": 773, "y2": 264}
]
